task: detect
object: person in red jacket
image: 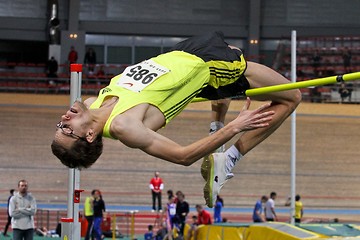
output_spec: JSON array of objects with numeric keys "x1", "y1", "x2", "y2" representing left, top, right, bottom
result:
[
  {"x1": 187, "y1": 204, "x2": 212, "y2": 240},
  {"x1": 149, "y1": 171, "x2": 164, "y2": 212},
  {"x1": 196, "y1": 204, "x2": 212, "y2": 225},
  {"x1": 68, "y1": 46, "x2": 78, "y2": 64}
]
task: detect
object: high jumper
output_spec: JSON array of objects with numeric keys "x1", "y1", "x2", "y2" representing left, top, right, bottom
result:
[{"x1": 51, "y1": 31, "x2": 301, "y2": 207}]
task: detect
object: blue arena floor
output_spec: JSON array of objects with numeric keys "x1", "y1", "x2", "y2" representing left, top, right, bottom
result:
[{"x1": 1, "y1": 203, "x2": 360, "y2": 216}]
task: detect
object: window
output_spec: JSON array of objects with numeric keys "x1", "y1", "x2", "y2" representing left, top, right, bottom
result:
[{"x1": 107, "y1": 46, "x2": 132, "y2": 64}]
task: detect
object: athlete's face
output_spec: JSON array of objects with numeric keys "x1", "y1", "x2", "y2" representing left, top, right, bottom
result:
[{"x1": 54, "y1": 101, "x2": 90, "y2": 148}]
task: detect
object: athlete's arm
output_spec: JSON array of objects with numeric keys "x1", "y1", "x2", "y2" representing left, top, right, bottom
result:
[{"x1": 111, "y1": 98, "x2": 274, "y2": 166}]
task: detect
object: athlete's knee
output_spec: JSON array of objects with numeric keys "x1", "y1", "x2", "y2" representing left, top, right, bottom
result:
[
  {"x1": 273, "y1": 89, "x2": 302, "y2": 114},
  {"x1": 289, "y1": 89, "x2": 302, "y2": 108}
]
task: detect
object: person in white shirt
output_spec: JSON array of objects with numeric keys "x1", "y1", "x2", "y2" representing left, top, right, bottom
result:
[
  {"x1": 9, "y1": 179, "x2": 37, "y2": 240},
  {"x1": 265, "y1": 192, "x2": 278, "y2": 221}
]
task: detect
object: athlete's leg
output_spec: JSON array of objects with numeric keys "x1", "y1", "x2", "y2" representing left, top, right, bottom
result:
[
  {"x1": 234, "y1": 61, "x2": 301, "y2": 155},
  {"x1": 221, "y1": 62, "x2": 301, "y2": 173},
  {"x1": 210, "y1": 99, "x2": 230, "y2": 125},
  {"x1": 201, "y1": 99, "x2": 231, "y2": 180},
  {"x1": 209, "y1": 99, "x2": 231, "y2": 150},
  {"x1": 203, "y1": 61, "x2": 301, "y2": 207}
]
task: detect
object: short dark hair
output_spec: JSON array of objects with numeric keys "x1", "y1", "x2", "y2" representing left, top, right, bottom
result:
[
  {"x1": 295, "y1": 194, "x2": 301, "y2": 201},
  {"x1": 18, "y1": 179, "x2": 27, "y2": 186},
  {"x1": 51, "y1": 135, "x2": 103, "y2": 169},
  {"x1": 270, "y1": 192, "x2": 277, "y2": 198},
  {"x1": 10, "y1": 189, "x2": 15, "y2": 194}
]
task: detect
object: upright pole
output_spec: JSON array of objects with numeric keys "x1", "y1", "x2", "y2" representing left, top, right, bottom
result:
[
  {"x1": 130, "y1": 211, "x2": 135, "y2": 240},
  {"x1": 65, "y1": 64, "x2": 82, "y2": 239},
  {"x1": 290, "y1": 30, "x2": 297, "y2": 225}
]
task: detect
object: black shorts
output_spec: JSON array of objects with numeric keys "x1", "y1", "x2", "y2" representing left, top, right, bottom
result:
[
  {"x1": 171, "y1": 31, "x2": 243, "y2": 62},
  {"x1": 171, "y1": 31, "x2": 250, "y2": 100}
]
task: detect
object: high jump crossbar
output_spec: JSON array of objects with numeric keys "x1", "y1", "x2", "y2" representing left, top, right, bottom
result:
[
  {"x1": 191, "y1": 72, "x2": 360, "y2": 102},
  {"x1": 245, "y1": 72, "x2": 360, "y2": 97}
]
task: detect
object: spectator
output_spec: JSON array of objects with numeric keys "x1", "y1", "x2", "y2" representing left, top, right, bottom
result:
[
  {"x1": 167, "y1": 190, "x2": 174, "y2": 199},
  {"x1": 265, "y1": 192, "x2": 278, "y2": 222},
  {"x1": 285, "y1": 194, "x2": 304, "y2": 223},
  {"x1": 162, "y1": 196, "x2": 177, "y2": 240},
  {"x1": 2, "y1": 189, "x2": 15, "y2": 237},
  {"x1": 252, "y1": 195, "x2": 268, "y2": 222},
  {"x1": 96, "y1": 66, "x2": 105, "y2": 77},
  {"x1": 175, "y1": 190, "x2": 183, "y2": 203},
  {"x1": 46, "y1": 56, "x2": 58, "y2": 78},
  {"x1": 342, "y1": 47, "x2": 352, "y2": 72},
  {"x1": 311, "y1": 49, "x2": 322, "y2": 77},
  {"x1": 175, "y1": 191, "x2": 189, "y2": 237},
  {"x1": 84, "y1": 48, "x2": 97, "y2": 73},
  {"x1": 310, "y1": 87, "x2": 322, "y2": 103},
  {"x1": 93, "y1": 190, "x2": 106, "y2": 240},
  {"x1": 84, "y1": 190, "x2": 96, "y2": 240},
  {"x1": 213, "y1": 195, "x2": 223, "y2": 223},
  {"x1": 35, "y1": 227, "x2": 49, "y2": 237},
  {"x1": 35, "y1": 227, "x2": 59, "y2": 238},
  {"x1": 186, "y1": 216, "x2": 198, "y2": 240},
  {"x1": 155, "y1": 222, "x2": 168, "y2": 240},
  {"x1": 68, "y1": 46, "x2": 78, "y2": 64},
  {"x1": 196, "y1": 204, "x2": 212, "y2": 225},
  {"x1": 338, "y1": 82, "x2": 352, "y2": 103},
  {"x1": 323, "y1": 60, "x2": 335, "y2": 76},
  {"x1": 187, "y1": 205, "x2": 211, "y2": 240},
  {"x1": 149, "y1": 171, "x2": 164, "y2": 212},
  {"x1": 144, "y1": 225, "x2": 154, "y2": 240},
  {"x1": 9, "y1": 179, "x2": 37, "y2": 240}
]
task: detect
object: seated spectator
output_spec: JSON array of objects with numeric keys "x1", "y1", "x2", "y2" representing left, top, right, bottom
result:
[
  {"x1": 187, "y1": 205, "x2": 212, "y2": 240},
  {"x1": 186, "y1": 216, "x2": 198, "y2": 240},
  {"x1": 156, "y1": 222, "x2": 168, "y2": 240},
  {"x1": 144, "y1": 224, "x2": 154, "y2": 240},
  {"x1": 196, "y1": 205, "x2": 212, "y2": 225},
  {"x1": 35, "y1": 227, "x2": 60, "y2": 238},
  {"x1": 96, "y1": 66, "x2": 105, "y2": 77},
  {"x1": 338, "y1": 82, "x2": 352, "y2": 103},
  {"x1": 310, "y1": 87, "x2": 322, "y2": 103}
]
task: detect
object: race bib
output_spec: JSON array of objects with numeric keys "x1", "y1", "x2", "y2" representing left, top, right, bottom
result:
[
  {"x1": 169, "y1": 207, "x2": 176, "y2": 215},
  {"x1": 116, "y1": 60, "x2": 169, "y2": 92}
]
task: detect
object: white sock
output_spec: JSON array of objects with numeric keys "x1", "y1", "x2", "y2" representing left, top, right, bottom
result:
[
  {"x1": 209, "y1": 121, "x2": 225, "y2": 152},
  {"x1": 225, "y1": 145, "x2": 243, "y2": 173},
  {"x1": 209, "y1": 121, "x2": 224, "y2": 135}
]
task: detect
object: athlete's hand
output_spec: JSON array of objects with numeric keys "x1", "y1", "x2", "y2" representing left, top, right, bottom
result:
[{"x1": 230, "y1": 97, "x2": 274, "y2": 133}]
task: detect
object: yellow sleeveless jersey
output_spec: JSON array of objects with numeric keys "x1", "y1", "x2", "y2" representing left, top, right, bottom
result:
[
  {"x1": 84, "y1": 196, "x2": 93, "y2": 217},
  {"x1": 295, "y1": 201, "x2": 303, "y2": 219},
  {"x1": 90, "y1": 51, "x2": 210, "y2": 138},
  {"x1": 90, "y1": 36, "x2": 247, "y2": 139}
]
